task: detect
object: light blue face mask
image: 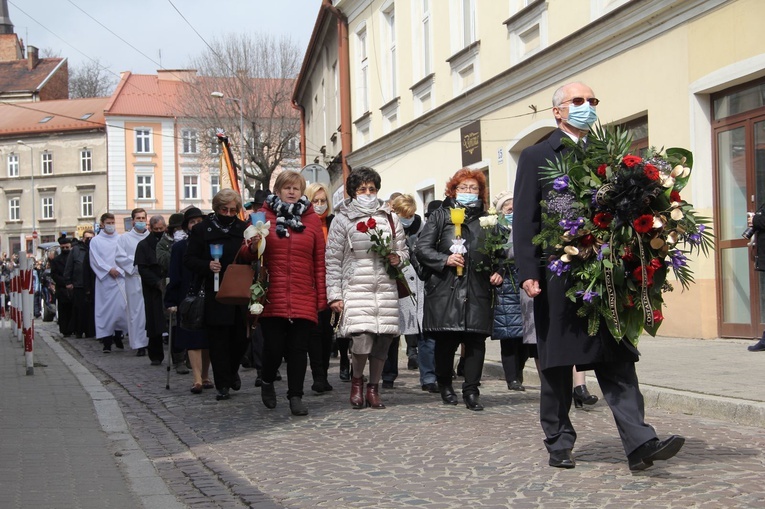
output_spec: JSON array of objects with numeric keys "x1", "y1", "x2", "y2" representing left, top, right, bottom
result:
[
  {"x1": 399, "y1": 216, "x2": 415, "y2": 228},
  {"x1": 505, "y1": 213, "x2": 513, "y2": 224},
  {"x1": 566, "y1": 102, "x2": 598, "y2": 131},
  {"x1": 456, "y1": 193, "x2": 479, "y2": 205},
  {"x1": 134, "y1": 221, "x2": 147, "y2": 231}
]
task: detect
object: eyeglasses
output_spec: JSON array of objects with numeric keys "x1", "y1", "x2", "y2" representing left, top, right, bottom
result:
[
  {"x1": 562, "y1": 97, "x2": 600, "y2": 107},
  {"x1": 356, "y1": 186, "x2": 377, "y2": 193},
  {"x1": 456, "y1": 185, "x2": 480, "y2": 193},
  {"x1": 218, "y1": 206, "x2": 238, "y2": 214}
]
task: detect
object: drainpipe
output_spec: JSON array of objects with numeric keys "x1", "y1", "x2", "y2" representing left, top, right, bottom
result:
[
  {"x1": 173, "y1": 117, "x2": 180, "y2": 212},
  {"x1": 323, "y1": 0, "x2": 351, "y2": 189},
  {"x1": 291, "y1": 100, "x2": 306, "y2": 167}
]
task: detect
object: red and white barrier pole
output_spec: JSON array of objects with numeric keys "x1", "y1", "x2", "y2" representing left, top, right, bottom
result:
[
  {"x1": 0, "y1": 279, "x2": 6, "y2": 326},
  {"x1": 12, "y1": 265, "x2": 21, "y2": 340},
  {"x1": 20, "y1": 254, "x2": 35, "y2": 375}
]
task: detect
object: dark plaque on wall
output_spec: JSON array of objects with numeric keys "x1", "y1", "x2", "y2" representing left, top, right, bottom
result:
[{"x1": 460, "y1": 120, "x2": 482, "y2": 167}]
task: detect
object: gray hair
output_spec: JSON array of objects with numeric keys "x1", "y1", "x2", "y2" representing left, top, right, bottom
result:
[{"x1": 149, "y1": 215, "x2": 165, "y2": 227}]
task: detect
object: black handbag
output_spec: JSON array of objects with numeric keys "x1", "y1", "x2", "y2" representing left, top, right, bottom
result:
[{"x1": 179, "y1": 280, "x2": 205, "y2": 331}]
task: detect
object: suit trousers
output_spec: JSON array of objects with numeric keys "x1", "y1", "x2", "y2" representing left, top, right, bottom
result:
[
  {"x1": 540, "y1": 361, "x2": 658, "y2": 456},
  {"x1": 433, "y1": 332, "x2": 486, "y2": 395},
  {"x1": 206, "y1": 314, "x2": 249, "y2": 391},
  {"x1": 308, "y1": 308, "x2": 333, "y2": 381}
]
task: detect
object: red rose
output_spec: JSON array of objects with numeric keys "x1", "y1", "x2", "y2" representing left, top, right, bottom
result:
[
  {"x1": 623, "y1": 155, "x2": 643, "y2": 168},
  {"x1": 632, "y1": 265, "x2": 656, "y2": 286},
  {"x1": 579, "y1": 234, "x2": 596, "y2": 247},
  {"x1": 632, "y1": 214, "x2": 655, "y2": 234},
  {"x1": 649, "y1": 258, "x2": 663, "y2": 270},
  {"x1": 643, "y1": 164, "x2": 660, "y2": 181},
  {"x1": 670, "y1": 190, "x2": 682, "y2": 202},
  {"x1": 593, "y1": 212, "x2": 613, "y2": 229},
  {"x1": 653, "y1": 309, "x2": 664, "y2": 322},
  {"x1": 622, "y1": 247, "x2": 637, "y2": 263},
  {"x1": 356, "y1": 221, "x2": 369, "y2": 233},
  {"x1": 367, "y1": 217, "x2": 377, "y2": 229},
  {"x1": 597, "y1": 164, "x2": 607, "y2": 177}
]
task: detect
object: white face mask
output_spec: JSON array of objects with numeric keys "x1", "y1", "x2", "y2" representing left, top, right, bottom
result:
[
  {"x1": 355, "y1": 194, "x2": 378, "y2": 207},
  {"x1": 103, "y1": 224, "x2": 116, "y2": 234},
  {"x1": 314, "y1": 204, "x2": 328, "y2": 215}
]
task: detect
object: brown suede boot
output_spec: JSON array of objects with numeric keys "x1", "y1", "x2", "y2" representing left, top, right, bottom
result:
[
  {"x1": 365, "y1": 383, "x2": 385, "y2": 409},
  {"x1": 350, "y1": 376, "x2": 364, "y2": 409}
]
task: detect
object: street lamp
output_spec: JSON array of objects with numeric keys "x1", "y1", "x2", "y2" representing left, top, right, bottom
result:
[
  {"x1": 211, "y1": 91, "x2": 246, "y2": 201},
  {"x1": 16, "y1": 140, "x2": 36, "y2": 253}
]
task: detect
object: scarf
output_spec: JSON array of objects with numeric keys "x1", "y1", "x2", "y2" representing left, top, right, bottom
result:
[{"x1": 266, "y1": 194, "x2": 310, "y2": 238}]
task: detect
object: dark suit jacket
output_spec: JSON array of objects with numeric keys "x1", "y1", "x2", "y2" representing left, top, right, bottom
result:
[{"x1": 513, "y1": 128, "x2": 638, "y2": 370}]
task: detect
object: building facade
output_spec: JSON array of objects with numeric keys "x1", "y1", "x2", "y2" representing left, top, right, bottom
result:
[{"x1": 295, "y1": 0, "x2": 765, "y2": 339}]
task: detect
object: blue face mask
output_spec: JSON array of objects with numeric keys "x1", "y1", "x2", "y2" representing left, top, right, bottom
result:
[
  {"x1": 456, "y1": 193, "x2": 479, "y2": 206},
  {"x1": 505, "y1": 213, "x2": 513, "y2": 224},
  {"x1": 399, "y1": 216, "x2": 415, "y2": 228},
  {"x1": 134, "y1": 221, "x2": 147, "y2": 231},
  {"x1": 566, "y1": 102, "x2": 598, "y2": 131}
]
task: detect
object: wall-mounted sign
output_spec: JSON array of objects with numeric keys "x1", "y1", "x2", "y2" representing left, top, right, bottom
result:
[{"x1": 460, "y1": 120, "x2": 482, "y2": 167}]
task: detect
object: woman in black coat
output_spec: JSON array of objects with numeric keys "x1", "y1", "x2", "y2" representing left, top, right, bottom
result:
[
  {"x1": 415, "y1": 168, "x2": 502, "y2": 411},
  {"x1": 184, "y1": 190, "x2": 251, "y2": 401}
]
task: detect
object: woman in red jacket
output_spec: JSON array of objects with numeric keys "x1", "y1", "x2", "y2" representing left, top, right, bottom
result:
[{"x1": 257, "y1": 171, "x2": 327, "y2": 416}]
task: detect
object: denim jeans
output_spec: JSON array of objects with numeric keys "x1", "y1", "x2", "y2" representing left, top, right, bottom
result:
[{"x1": 417, "y1": 333, "x2": 436, "y2": 385}]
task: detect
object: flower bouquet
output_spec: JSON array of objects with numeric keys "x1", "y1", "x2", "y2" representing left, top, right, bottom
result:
[
  {"x1": 356, "y1": 217, "x2": 413, "y2": 301},
  {"x1": 244, "y1": 212, "x2": 271, "y2": 318},
  {"x1": 476, "y1": 207, "x2": 514, "y2": 273},
  {"x1": 533, "y1": 124, "x2": 713, "y2": 345}
]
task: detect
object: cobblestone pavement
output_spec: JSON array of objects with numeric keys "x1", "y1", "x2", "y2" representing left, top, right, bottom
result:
[{"x1": 44, "y1": 320, "x2": 765, "y2": 509}]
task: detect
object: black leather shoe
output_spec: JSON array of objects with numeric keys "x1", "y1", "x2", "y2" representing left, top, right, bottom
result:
[
  {"x1": 339, "y1": 367, "x2": 351, "y2": 382},
  {"x1": 261, "y1": 382, "x2": 277, "y2": 409},
  {"x1": 628, "y1": 435, "x2": 685, "y2": 471},
  {"x1": 381, "y1": 380, "x2": 394, "y2": 389},
  {"x1": 407, "y1": 357, "x2": 419, "y2": 370},
  {"x1": 573, "y1": 385, "x2": 598, "y2": 408},
  {"x1": 463, "y1": 393, "x2": 484, "y2": 411},
  {"x1": 421, "y1": 383, "x2": 439, "y2": 393},
  {"x1": 231, "y1": 373, "x2": 241, "y2": 391},
  {"x1": 439, "y1": 383, "x2": 458, "y2": 405},
  {"x1": 549, "y1": 449, "x2": 575, "y2": 468},
  {"x1": 289, "y1": 396, "x2": 308, "y2": 416},
  {"x1": 215, "y1": 388, "x2": 230, "y2": 401},
  {"x1": 254, "y1": 373, "x2": 263, "y2": 387},
  {"x1": 507, "y1": 380, "x2": 525, "y2": 392},
  {"x1": 135, "y1": 348, "x2": 146, "y2": 357}
]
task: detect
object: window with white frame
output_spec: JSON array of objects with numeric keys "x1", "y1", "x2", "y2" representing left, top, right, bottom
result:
[
  {"x1": 136, "y1": 174, "x2": 153, "y2": 199},
  {"x1": 356, "y1": 25, "x2": 369, "y2": 114},
  {"x1": 80, "y1": 149, "x2": 92, "y2": 172},
  {"x1": 41, "y1": 196, "x2": 54, "y2": 219},
  {"x1": 382, "y1": 3, "x2": 397, "y2": 100},
  {"x1": 41, "y1": 152, "x2": 53, "y2": 175},
  {"x1": 183, "y1": 175, "x2": 199, "y2": 200},
  {"x1": 506, "y1": 0, "x2": 548, "y2": 65},
  {"x1": 8, "y1": 197, "x2": 20, "y2": 221},
  {"x1": 80, "y1": 195, "x2": 93, "y2": 217},
  {"x1": 182, "y1": 129, "x2": 198, "y2": 154},
  {"x1": 135, "y1": 128, "x2": 152, "y2": 153},
  {"x1": 420, "y1": 0, "x2": 432, "y2": 76},
  {"x1": 461, "y1": 0, "x2": 476, "y2": 48},
  {"x1": 7, "y1": 153, "x2": 19, "y2": 177},
  {"x1": 210, "y1": 174, "x2": 220, "y2": 198}
]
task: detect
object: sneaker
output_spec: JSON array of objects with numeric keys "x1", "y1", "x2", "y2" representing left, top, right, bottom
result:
[
  {"x1": 748, "y1": 340, "x2": 765, "y2": 352},
  {"x1": 102, "y1": 345, "x2": 111, "y2": 353}
]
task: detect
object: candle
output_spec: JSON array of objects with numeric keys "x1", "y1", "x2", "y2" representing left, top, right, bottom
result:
[
  {"x1": 210, "y1": 244, "x2": 224, "y2": 291},
  {"x1": 449, "y1": 208, "x2": 467, "y2": 276}
]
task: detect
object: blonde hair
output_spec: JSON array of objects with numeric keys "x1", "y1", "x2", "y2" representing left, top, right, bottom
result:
[
  {"x1": 390, "y1": 194, "x2": 416, "y2": 218},
  {"x1": 305, "y1": 182, "x2": 333, "y2": 215},
  {"x1": 273, "y1": 171, "x2": 306, "y2": 195},
  {"x1": 212, "y1": 189, "x2": 242, "y2": 213}
]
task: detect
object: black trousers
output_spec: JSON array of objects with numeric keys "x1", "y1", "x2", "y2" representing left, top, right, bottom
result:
[
  {"x1": 147, "y1": 334, "x2": 164, "y2": 363},
  {"x1": 260, "y1": 317, "x2": 312, "y2": 398},
  {"x1": 206, "y1": 313, "x2": 249, "y2": 391},
  {"x1": 57, "y1": 296, "x2": 74, "y2": 335},
  {"x1": 382, "y1": 337, "x2": 401, "y2": 382},
  {"x1": 308, "y1": 309, "x2": 333, "y2": 382},
  {"x1": 540, "y1": 362, "x2": 658, "y2": 456},
  {"x1": 71, "y1": 288, "x2": 96, "y2": 338},
  {"x1": 433, "y1": 332, "x2": 486, "y2": 395},
  {"x1": 499, "y1": 338, "x2": 530, "y2": 384}
]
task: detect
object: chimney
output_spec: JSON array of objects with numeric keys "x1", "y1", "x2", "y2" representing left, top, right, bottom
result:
[{"x1": 27, "y1": 44, "x2": 39, "y2": 70}]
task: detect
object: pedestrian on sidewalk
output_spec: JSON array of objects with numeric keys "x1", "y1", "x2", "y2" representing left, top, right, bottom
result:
[
  {"x1": 747, "y1": 205, "x2": 765, "y2": 351},
  {"x1": 64, "y1": 230, "x2": 96, "y2": 338},
  {"x1": 135, "y1": 215, "x2": 168, "y2": 366},
  {"x1": 50, "y1": 236, "x2": 74, "y2": 335},
  {"x1": 513, "y1": 80, "x2": 685, "y2": 471}
]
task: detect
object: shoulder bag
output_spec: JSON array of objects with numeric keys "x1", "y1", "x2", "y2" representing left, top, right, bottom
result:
[
  {"x1": 215, "y1": 253, "x2": 256, "y2": 306},
  {"x1": 179, "y1": 278, "x2": 205, "y2": 330},
  {"x1": 386, "y1": 213, "x2": 412, "y2": 298}
]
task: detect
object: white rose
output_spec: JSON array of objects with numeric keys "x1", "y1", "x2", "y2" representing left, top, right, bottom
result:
[{"x1": 249, "y1": 302, "x2": 264, "y2": 315}]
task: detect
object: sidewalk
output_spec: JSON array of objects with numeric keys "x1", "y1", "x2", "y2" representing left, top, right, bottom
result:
[
  {"x1": 0, "y1": 321, "x2": 182, "y2": 509},
  {"x1": 483, "y1": 333, "x2": 765, "y2": 427}
]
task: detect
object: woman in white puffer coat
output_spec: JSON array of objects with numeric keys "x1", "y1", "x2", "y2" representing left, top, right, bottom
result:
[{"x1": 326, "y1": 167, "x2": 408, "y2": 410}]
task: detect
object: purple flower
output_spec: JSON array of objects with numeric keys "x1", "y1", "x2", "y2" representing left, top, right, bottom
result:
[
  {"x1": 597, "y1": 243, "x2": 610, "y2": 261},
  {"x1": 553, "y1": 175, "x2": 570, "y2": 192},
  {"x1": 583, "y1": 291, "x2": 599, "y2": 303},
  {"x1": 688, "y1": 224, "x2": 706, "y2": 245},
  {"x1": 548, "y1": 259, "x2": 571, "y2": 276},
  {"x1": 666, "y1": 250, "x2": 688, "y2": 270},
  {"x1": 560, "y1": 217, "x2": 586, "y2": 236}
]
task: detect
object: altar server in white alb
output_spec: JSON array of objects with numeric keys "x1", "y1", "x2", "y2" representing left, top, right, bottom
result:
[
  {"x1": 116, "y1": 208, "x2": 150, "y2": 355},
  {"x1": 89, "y1": 212, "x2": 129, "y2": 353}
]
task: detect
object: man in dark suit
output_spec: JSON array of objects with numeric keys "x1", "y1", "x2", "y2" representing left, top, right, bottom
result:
[{"x1": 512, "y1": 81, "x2": 685, "y2": 471}]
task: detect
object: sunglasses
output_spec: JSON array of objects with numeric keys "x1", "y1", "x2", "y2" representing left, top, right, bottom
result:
[{"x1": 563, "y1": 97, "x2": 600, "y2": 106}]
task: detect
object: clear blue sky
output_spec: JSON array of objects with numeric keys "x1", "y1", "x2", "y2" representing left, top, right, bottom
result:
[{"x1": 8, "y1": 0, "x2": 321, "y2": 74}]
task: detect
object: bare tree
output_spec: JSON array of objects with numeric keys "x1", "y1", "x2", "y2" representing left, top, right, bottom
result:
[
  {"x1": 179, "y1": 33, "x2": 302, "y2": 195},
  {"x1": 39, "y1": 47, "x2": 62, "y2": 58},
  {"x1": 69, "y1": 59, "x2": 117, "y2": 98}
]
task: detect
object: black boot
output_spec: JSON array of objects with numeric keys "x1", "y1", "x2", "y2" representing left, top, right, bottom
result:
[
  {"x1": 289, "y1": 396, "x2": 308, "y2": 416},
  {"x1": 261, "y1": 382, "x2": 277, "y2": 409},
  {"x1": 573, "y1": 385, "x2": 598, "y2": 408}
]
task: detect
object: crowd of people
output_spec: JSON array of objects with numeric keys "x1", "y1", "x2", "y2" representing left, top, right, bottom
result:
[{"x1": 0, "y1": 80, "x2": 686, "y2": 472}]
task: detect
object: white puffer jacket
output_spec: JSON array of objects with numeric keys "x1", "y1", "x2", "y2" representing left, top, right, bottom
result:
[{"x1": 325, "y1": 198, "x2": 408, "y2": 337}]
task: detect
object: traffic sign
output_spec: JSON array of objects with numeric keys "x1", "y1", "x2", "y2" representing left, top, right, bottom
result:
[{"x1": 32, "y1": 231, "x2": 38, "y2": 240}]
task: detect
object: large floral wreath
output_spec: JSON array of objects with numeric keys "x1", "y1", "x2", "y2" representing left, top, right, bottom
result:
[{"x1": 533, "y1": 125, "x2": 713, "y2": 345}]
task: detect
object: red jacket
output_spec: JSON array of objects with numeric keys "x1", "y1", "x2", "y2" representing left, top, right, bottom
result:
[{"x1": 256, "y1": 202, "x2": 327, "y2": 323}]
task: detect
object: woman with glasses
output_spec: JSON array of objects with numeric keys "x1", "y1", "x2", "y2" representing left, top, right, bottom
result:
[
  {"x1": 184, "y1": 189, "x2": 251, "y2": 401},
  {"x1": 325, "y1": 167, "x2": 408, "y2": 409},
  {"x1": 415, "y1": 168, "x2": 502, "y2": 411}
]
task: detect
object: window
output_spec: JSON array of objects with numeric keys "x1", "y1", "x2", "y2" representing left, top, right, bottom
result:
[
  {"x1": 506, "y1": 0, "x2": 548, "y2": 64},
  {"x1": 8, "y1": 198, "x2": 20, "y2": 221},
  {"x1": 421, "y1": 0, "x2": 432, "y2": 76},
  {"x1": 80, "y1": 195, "x2": 93, "y2": 217},
  {"x1": 7, "y1": 153, "x2": 19, "y2": 177},
  {"x1": 41, "y1": 152, "x2": 53, "y2": 175},
  {"x1": 356, "y1": 26, "x2": 369, "y2": 114},
  {"x1": 461, "y1": 0, "x2": 476, "y2": 48},
  {"x1": 618, "y1": 116, "x2": 649, "y2": 158},
  {"x1": 383, "y1": 4, "x2": 397, "y2": 99},
  {"x1": 183, "y1": 175, "x2": 199, "y2": 200},
  {"x1": 80, "y1": 149, "x2": 92, "y2": 172},
  {"x1": 210, "y1": 174, "x2": 220, "y2": 198},
  {"x1": 135, "y1": 129, "x2": 152, "y2": 153},
  {"x1": 182, "y1": 129, "x2": 198, "y2": 154},
  {"x1": 136, "y1": 175, "x2": 153, "y2": 199},
  {"x1": 42, "y1": 197, "x2": 54, "y2": 219}
]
